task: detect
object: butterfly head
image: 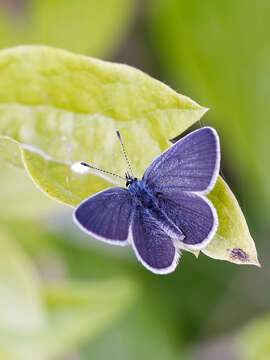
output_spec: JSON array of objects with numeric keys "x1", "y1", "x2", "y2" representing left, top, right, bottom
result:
[{"x1": 125, "y1": 172, "x2": 137, "y2": 187}]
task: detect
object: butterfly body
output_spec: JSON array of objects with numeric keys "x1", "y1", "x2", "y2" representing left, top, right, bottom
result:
[
  {"x1": 73, "y1": 127, "x2": 220, "y2": 274},
  {"x1": 127, "y1": 178, "x2": 185, "y2": 241},
  {"x1": 127, "y1": 177, "x2": 157, "y2": 209}
]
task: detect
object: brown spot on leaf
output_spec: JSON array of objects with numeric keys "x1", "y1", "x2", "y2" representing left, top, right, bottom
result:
[{"x1": 230, "y1": 248, "x2": 249, "y2": 263}]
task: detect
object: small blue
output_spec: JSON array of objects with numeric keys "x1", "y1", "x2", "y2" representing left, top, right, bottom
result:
[{"x1": 73, "y1": 127, "x2": 220, "y2": 274}]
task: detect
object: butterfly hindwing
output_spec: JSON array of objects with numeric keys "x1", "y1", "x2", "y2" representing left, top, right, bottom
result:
[
  {"x1": 131, "y1": 206, "x2": 180, "y2": 274},
  {"x1": 73, "y1": 188, "x2": 132, "y2": 245},
  {"x1": 143, "y1": 127, "x2": 220, "y2": 196},
  {"x1": 158, "y1": 191, "x2": 218, "y2": 250}
]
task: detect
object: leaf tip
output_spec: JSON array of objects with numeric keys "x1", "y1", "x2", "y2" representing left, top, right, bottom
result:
[
  {"x1": 252, "y1": 258, "x2": 261, "y2": 268},
  {"x1": 201, "y1": 106, "x2": 210, "y2": 116},
  {"x1": 187, "y1": 249, "x2": 200, "y2": 258}
]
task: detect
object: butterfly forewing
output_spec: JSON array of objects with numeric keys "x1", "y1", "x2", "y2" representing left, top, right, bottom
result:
[
  {"x1": 143, "y1": 127, "x2": 220, "y2": 196},
  {"x1": 73, "y1": 188, "x2": 132, "y2": 245}
]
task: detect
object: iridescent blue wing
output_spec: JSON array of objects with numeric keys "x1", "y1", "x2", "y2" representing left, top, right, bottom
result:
[
  {"x1": 143, "y1": 127, "x2": 220, "y2": 196},
  {"x1": 73, "y1": 188, "x2": 132, "y2": 246},
  {"x1": 158, "y1": 192, "x2": 218, "y2": 250},
  {"x1": 131, "y1": 206, "x2": 180, "y2": 274}
]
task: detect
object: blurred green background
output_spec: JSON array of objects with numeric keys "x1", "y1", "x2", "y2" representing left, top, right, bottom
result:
[{"x1": 0, "y1": 0, "x2": 269, "y2": 359}]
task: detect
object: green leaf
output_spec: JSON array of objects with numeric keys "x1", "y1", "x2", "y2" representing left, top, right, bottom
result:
[
  {"x1": 0, "y1": 0, "x2": 134, "y2": 57},
  {"x1": 0, "y1": 135, "x2": 65, "y2": 219},
  {"x1": 0, "y1": 136, "x2": 22, "y2": 168},
  {"x1": 0, "y1": 278, "x2": 137, "y2": 360},
  {"x1": 237, "y1": 313, "x2": 270, "y2": 360},
  {"x1": 0, "y1": 228, "x2": 45, "y2": 332},
  {"x1": 203, "y1": 176, "x2": 260, "y2": 266},
  {"x1": 0, "y1": 45, "x2": 207, "y2": 207},
  {"x1": 0, "y1": 46, "x2": 258, "y2": 266}
]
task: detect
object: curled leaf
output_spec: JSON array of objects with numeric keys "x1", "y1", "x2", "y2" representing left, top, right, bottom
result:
[
  {"x1": 204, "y1": 177, "x2": 260, "y2": 266},
  {"x1": 0, "y1": 45, "x2": 207, "y2": 206},
  {"x1": 0, "y1": 136, "x2": 65, "y2": 218}
]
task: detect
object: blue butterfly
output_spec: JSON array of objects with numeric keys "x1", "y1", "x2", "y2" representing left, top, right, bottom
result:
[{"x1": 73, "y1": 127, "x2": 220, "y2": 274}]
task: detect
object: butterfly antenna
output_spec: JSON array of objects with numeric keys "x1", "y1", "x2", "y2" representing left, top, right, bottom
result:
[
  {"x1": 80, "y1": 162, "x2": 125, "y2": 181},
  {"x1": 116, "y1": 130, "x2": 134, "y2": 177}
]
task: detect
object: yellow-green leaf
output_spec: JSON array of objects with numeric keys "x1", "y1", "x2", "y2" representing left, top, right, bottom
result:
[
  {"x1": 0, "y1": 45, "x2": 207, "y2": 206},
  {"x1": 0, "y1": 136, "x2": 65, "y2": 219},
  {"x1": 204, "y1": 177, "x2": 260, "y2": 266}
]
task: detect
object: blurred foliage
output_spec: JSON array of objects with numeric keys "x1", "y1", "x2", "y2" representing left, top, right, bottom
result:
[
  {"x1": 44, "y1": 222, "x2": 234, "y2": 360},
  {"x1": 237, "y1": 313, "x2": 270, "y2": 360},
  {"x1": 0, "y1": 0, "x2": 134, "y2": 57},
  {"x1": 147, "y1": 0, "x2": 270, "y2": 228},
  {"x1": 0, "y1": 219, "x2": 235, "y2": 359},
  {"x1": 0, "y1": 228, "x2": 44, "y2": 332},
  {"x1": 0, "y1": 223, "x2": 137, "y2": 360}
]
